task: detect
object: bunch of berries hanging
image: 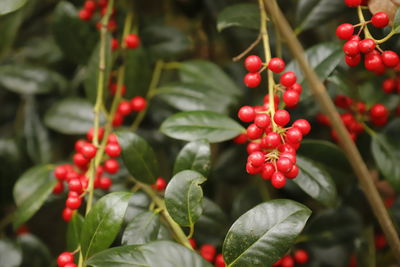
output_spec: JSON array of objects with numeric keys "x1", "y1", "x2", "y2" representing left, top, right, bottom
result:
[{"x1": 235, "y1": 55, "x2": 311, "y2": 189}]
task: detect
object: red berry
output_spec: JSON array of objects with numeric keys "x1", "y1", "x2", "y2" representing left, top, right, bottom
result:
[
  {"x1": 68, "y1": 179, "x2": 83, "y2": 193},
  {"x1": 293, "y1": 249, "x2": 309, "y2": 264},
  {"x1": 261, "y1": 132, "x2": 281, "y2": 149},
  {"x1": 130, "y1": 96, "x2": 147, "y2": 112},
  {"x1": 334, "y1": 95, "x2": 352, "y2": 109},
  {"x1": 104, "y1": 159, "x2": 119, "y2": 174},
  {"x1": 261, "y1": 163, "x2": 275, "y2": 180},
  {"x1": 283, "y1": 90, "x2": 300, "y2": 108},
  {"x1": 189, "y1": 238, "x2": 197, "y2": 249},
  {"x1": 268, "y1": 58, "x2": 285, "y2": 73},
  {"x1": 87, "y1": 128, "x2": 104, "y2": 142},
  {"x1": 372, "y1": 12, "x2": 389, "y2": 28},
  {"x1": 65, "y1": 171, "x2": 79, "y2": 182},
  {"x1": 214, "y1": 253, "x2": 226, "y2": 267},
  {"x1": 344, "y1": 0, "x2": 361, "y2": 7},
  {"x1": 292, "y1": 119, "x2": 311, "y2": 135},
  {"x1": 64, "y1": 264, "x2": 77, "y2": 267},
  {"x1": 74, "y1": 140, "x2": 87, "y2": 153},
  {"x1": 370, "y1": 104, "x2": 388, "y2": 118},
  {"x1": 107, "y1": 133, "x2": 119, "y2": 144},
  {"x1": 111, "y1": 38, "x2": 119, "y2": 51},
  {"x1": 247, "y1": 142, "x2": 261, "y2": 154},
  {"x1": 54, "y1": 165, "x2": 68, "y2": 180},
  {"x1": 238, "y1": 106, "x2": 255, "y2": 122},
  {"x1": 345, "y1": 54, "x2": 361, "y2": 67},
  {"x1": 233, "y1": 133, "x2": 248, "y2": 144},
  {"x1": 274, "y1": 109, "x2": 290, "y2": 127},
  {"x1": 280, "y1": 72, "x2": 297, "y2": 87},
  {"x1": 244, "y1": 72, "x2": 261, "y2": 88},
  {"x1": 200, "y1": 244, "x2": 216, "y2": 262},
  {"x1": 99, "y1": 177, "x2": 112, "y2": 190},
  {"x1": 153, "y1": 177, "x2": 167, "y2": 191},
  {"x1": 105, "y1": 143, "x2": 122, "y2": 158},
  {"x1": 286, "y1": 165, "x2": 299, "y2": 179},
  {"x1": 336, "y1": 23, "x2": 354, "y2": 40},
  {"x1": 246, "y1": 124, "x2": 264, "y2": 140},
  {"x1": 73, "y1": 153, "x2": 89, "y2": 167},
  {"x1": 281, "y1": 255, "x2": 295, "y2": 267},
  {"x1": 286, "y1": 127, "x2": 303, "y2": 144},
  {"x1": 278, "y1": 143, "x2": 296, "y2": 155},
  {"x1": 364, "y1": 54, "x2": 385, "y2": 72},
  {"x1": 246, "y1": 162, "x2": 262, "y2": 174},
  {"x1": 66, "y1": 196, "x2": 82, "y2": 210},
  {"x1": 57, "y1": 252, "x2": 74, "y2": 267},
  {"x1": 277, "y1": 157, "x2": 294, "y2": 173},
  {"x1": 343, "y1": 40, "x2": 359, "y2": 57},
  {"x1": 244, "y1": 55, "x2": 263, "y2": 73},
  {"x1": 112, "y1": 113, "x2": 124, "y2": 127},
  {"x1": 53, "y1": 181, "x2": 64, "y2": 194},
  {"x1": 125, "y1": 34, "x2": 140, "y2": 49},
  {"x1": 81, "y1": 143, "x2": 97, "y2": 159},
  {"x1": 109, "y1": 83, "x2": 127, "y2": 95},
  {"x1": 289, "y1": 83, "x2": 302, "y2": 94},
  {"x1": 271, "y1": 172, "x2": 286, "y2": 188},
  {"x1": 78, "y1": 9, "x2": 92, "y2": 21},
  {"x1": 382, "y1": 51, "x2": 400, "y2": 67},
  {"x1": 358, "y1": 39, "x2": 376, "y2": 54},
  {"x1": 248, "y1": 151, "x2": 265, "y2": 167},
  {"x1": 316, "y1": 113, "x2": 330, "y2": 126},
  {"x1": 62, "y1": 208, "x2": 73, "y2": 222},
  {"x1": 84, "y1": 0, "x2": 96, "y2": 11},
  {"x1": 254, "y1": 113, "x2": 271, "y2": 128},
  {"x1": 382, "y1": 79, "x2": 396, "y2": 93},
  {"x1": 117, "y1": 100, "x2": 132, "y2": 116}
]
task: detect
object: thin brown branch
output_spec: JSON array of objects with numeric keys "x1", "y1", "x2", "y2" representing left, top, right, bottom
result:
[
  {"x1": 232, "y1": 34, "x2": 262, "y2": 62},
  {"x1": 263, "y1": 0, "x2": 400, "y2": 262}
]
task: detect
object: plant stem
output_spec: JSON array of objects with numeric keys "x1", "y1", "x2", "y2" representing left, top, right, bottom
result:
[
  {"x1": 232, "y1": 34, "x2": 262, "y2": 62},
  {"x1": 264, "y1": 0, "x2": 400, "y2": 262},
  {"x1": 357, "y1": 7, "x2": 373, "y2": 39}
]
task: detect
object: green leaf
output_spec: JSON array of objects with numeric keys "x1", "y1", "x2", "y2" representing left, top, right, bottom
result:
[
  {"x1": 0, "y1": 0, "x2": 27, "y2": 16},
  {"x1": 0, "y1": 239, "x2": 22, "y2": 267},
  {"x1": 86, "y1": 240, "x2": 212, "y2": 267},
  {"x1": 52, "y1": 1, "x2": 98, "y2": 64},
  {"x1": 217, "y1": 3, "x2": 260, "y2": 32},
  {"x1": 44, "y1": 98, "x2": 104, "y2": 135},
  {"x1": 80, "y1": 192, "x2": 132, "y2": 260},
  {"x1": 393, "y1": 8, "x2": 400, "y2": 29},
  {"x1": 17, "y1": 234, "x2": 52, "y2": 267},
  {"x1": 165, "y1": 170, "x2": 207, "y2": 227},
  {"x1": 173, "y1": 140, "x2": 211, "y2": 176},
  {"x1": 122, "y1": 211, "x2": 161, "y2": 245},
  {"x1": 0, "y1": 65, "x2": 66, "y2": 94},
  {"x1": 0, "y1": 10, "x2": 23, "y2": 59},
  {"x1": 293, "y1": 155, "x2": 338, "y2": 207},
  {"x1": 67, "y1": 213, "x2": 85, "y2": 251},
  {"x1": 156, "y1": 83, "x2": 232, "y2": 113},
  {"x1": 179, "y1": 60, "x2": 241, "y2": 98},
  {"x1": 116, "y1": 131, "x2": 159, "y2": 185},
  {"x1": 84, "y1": 36, "x2": 112, "y2": 103},
  {"x1": 124, "y1": 192, "x2": 151, "y2": 222},
  {"x1": 13, "y1": 165, "x2": 57, "y2": 229},
  {"x1": 160, "y1": 111, "x2": 245, "y2": 143},
  {"x1": 142, "y1": 25, "x2": 190, "y2": 61},
  {"x1": 222, "y1": 199, "x2": 311, "y2": 266},
  {"x1": 124, "y1": 47, "x2": 152, "y2": 98},
  {"x1": 286, "y1": 42, "x2": 342, "y2": 97},
  {"x1": 295, "y1": 0, "x2": 346, "y2": 33}
]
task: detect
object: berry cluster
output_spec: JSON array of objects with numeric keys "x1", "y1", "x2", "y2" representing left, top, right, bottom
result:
[
  {"x1": 272, "y1": 249, "x2": 309, "y2": 267},
  {"x1": 235, "y1": 56, "x2": 311, "y2": 188},
  {"x1": 57, "y1": 251, "x2": 76, "y2": 267},
  {"x1": 53, "y1": 130, "x2": 122, "y2": 222},
  {"x1": 190, "y1": 239, "x2": 225, "y2": 267},
  {"x1": 316, "y1": 95, "x2": 390, "y2": 141}
]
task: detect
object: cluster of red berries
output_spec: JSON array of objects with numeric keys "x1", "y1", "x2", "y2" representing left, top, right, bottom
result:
[
  {"x1": 272, "y1": 249, "x2": 309, "y2": 267},
  {"x1": 235, "y1": 56, "x2": 311, "y2": 189},
  {"x1": 53, "y1": 130, "x2": 122, "y2": 222},
  {"x1": 316, "y1": 95, "x2": 390, "y2": 141},
  {"x1": 57, "y1": 251, "x2": 76, "y2": 267},
  {"x1": 189, "y1": 239, "x2": 225, "y2": 267}
]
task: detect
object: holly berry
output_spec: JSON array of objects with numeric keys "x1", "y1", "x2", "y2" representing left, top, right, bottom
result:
[
  {"x1": 117, "y1": 100, "x2": 132, "y2": 116},
  {"x1": 73, "y1": 153, "x2": 89, "y2": 167},
  {"x1": 336, "y1": 23, "x2": 354, "y2": 40},
  {"x1": 344, "y1": 0, "x2": 361, "y2": 7},
  {"x1": 364, "y1": 54, "x2": 385, "y2": 73},
  {"x1": 247, "y1": 124, "x2": 264, "y2": 139},
  {"x1": 125, "y1": 34, "x2": 140, "y2": 49},
  {"x1": 370, "y1": 104, "x2": 388, "y2": 119},
  {"x1": 244, "y1": 55, "x2": 263, "y2": 72},
  {"x1": 189, "y1": 238, "x2": 197, "y2": 249},
  {"x1": 53, "y1": 181, "x2": 64, "y2": 194},
  {"x1": 99, "y1": 177, "x2": 112, "y2": 190},
  {"x1": 283, "y1": 90, "x2": 300, "y2": 107},
  {"x1": 64, "y1": 264, "x2": 77, "y2": 267},
  {"x1": 358, "y1": 39, "x2": 376, "y2": 54},
  {"x1": 293, "y1": 249, "x2": 309, "y2": 264},
  {"x1": 84, "y1": 0, "x2": 96, "y2": 12},
  {"x1": 271, "y1": 172, "x2": 286, "y2": 188},
  {"x1": 382, "y1": 51, "x2": 400, "y2": 67},
  {"x1": 214, "y1": 253, "x2": 226, "y2": 267},
  {"x1": 79, "y1": 9, "x2": 92, "y2": 21},
  {"x1": 87, "y1": 127, "x2": 104, "y2": 142},
  {"x1": 200, "y1": 244, "x2": 216, "y2": 262},
  {"x1": 371, "y1": 12, "x2": 389, "y2": 28},
  {"x1": 238, "y1": 106, "x2": 255, "y2": 122},
  {"x1": 62, "y1": 208, "x2": 73, "y2": 222},
  {"x1": 54, "y1": 165, "x2": 68, "y2": 180},
  {"x1": 247, "y1": 142, "x2": 261, "y2": 154},
  {"x1": 233, "y1": 133, "x2": 248, "y2": 144},
  {"x1": 130, "y1": 96, "x2": 147, "y2": 112},
  {"x1": 261, "y1": 163, "x2": 275, "y2": 180},
  {"x1": 248, "y1": 151, "x2": 265, "y2": 167},
  {"x1": 244, "y1": 72, "x2": 261, "y2": 88},
  {"x1": 112, "y1": 113, "x2": 124, "y2": 127},
  {"x1": 289, "y1": 83, "x2": 303, "y2": 94},
  {"x1": 268, "y1": 58, "x2": 285, "y2": 73},
  {"x1": 68, "y1": 179, "x2": 83, "y2": 193},
  {"x1": 382, "y1": 79, "x2": 396, "y2": 93},
  {"x1": 261, "y1": 132, "x2": 281, "y2": 148},
  {"x1": 57, "y1": 252, "x2": 74, "y2": 267},
  {"x1": 343, "y1": 40, "x2": 359, "y2": 56},
  {"x1": 292, "y1": 119, "x2": 311, "y2": 135},
  {"x1": 286, "y1": 165, "x2": 299, "y2": 179},
  {"x1": 107, "y1": 133, "x2": 119, "y2": 144},
  {"x1": 81, "y1": 143, "x2": 97, "y2": 159},
  {"x1": 274, "y1": 109, "x2": 290, "y2": 126},
  {"x1": 105, "y1": 143, "x2": 122, "y2": 158},
  {"x1": 286, "y1": 127, "x2": 303, "y2": 144},
  {"x1": 109, "y1": 83, "x2": 126, "y2": 95},
  {"x1": 66, "y1": 196, "x2": 82, "y2": 210},
  {"x1": 281, "y1": 255, "x2": 295, "y2": 267},
  {"x1": 254, "y1": 113, "x2": 271, "y2": 128},
  {"x1": 277, "y1": 157, "x2": 294, "y2": 173},
  {"x1": 104, "y1": 159, "x2": 120, "y2": 174},
  {"x1": 153, "y1": 177, "x2": 167, "y2": 191},
  {"x1": 280, "y1": 72, "x2": 297, "y2": 87},
  {"x1": 345, "y1": 54, "x2": 361, "y2": 67}
]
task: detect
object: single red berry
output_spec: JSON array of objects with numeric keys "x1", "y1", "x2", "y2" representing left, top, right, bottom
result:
[
  {"x1": 247, "y1": 142, "x2": 261, "y2": 154},
  {"x1": 293, "y1": 249, "x2": 309, "y2": 264},
  {"x1": 375, "y1": 234, "x2": 387, "y2": 249},
  {"x1": 99, "y1": 177, "x2": 112, "y2": 190},
  {"x1": 246, "y1": 162, "x2": 262, "y2": 174},
  {"x1": 382, "y1": 51, "x2": 400, "y2": 67},
  {"x1": 248, "y1": 151, "x2": 265, "y2": 167},
  {"x1": 54, "y1": 165, "x2": 68, "y2": 180},
  {"x1": 358, "y1": 39, "x2": 376, "y2": 54},
  {"x1": 189, "y1": 238, "x2": 197, "y2": 249},
  {"x1": 343, "y1": 40, "x2": 359, "y2": 56},
  {"x1": 371, "y1": 116, "x2": 388, "y2": 126},
  {"x1": 286, "y1": 165, "x2": 299, "y2": 179},
  {"x1": 277, "y1": 156, "x2": 294, "y2": 173},
  {"x1": 261, "y1": 132, "x2": 281, "y2": 148},
  {"x1": 78, "y1": 9, "x2": 92, "y2": 21},
  {"x1": 87, "y1": 128, "x2": 104, "y2": 142},
  {"x1": 336, "y1": 23, "x2": 354, "y2": 40},
  {"x1": 111, "y1": 38, "x2": 119, "y2": 51},
  {"x1": 104, "y1": 159, "x2": 120, "y2": 174},
  {"x1": 153, "y1": 177, "x2": 167, "y2": 191},
  {"x1": 112, "y1": 113, "x2": 124, "y2": 127},
  {"x1": 278, "y1": 143, "x2": 296, "y2": 155},
  {"x1": 214, "y1": 253, "x2": 226, "y2": 267},
  {"x1": 345, "y1": 54, "x2": 361, "y2": 67},
  {"x1": 344, "y1": 0, "x2": 361, "y2": 7},
  {"x1": 84, "y1": 0, "x2": 96, "y2": 11},
  {"x1": 66, "y1": 171, "x2": 79, "y2": 182},
  {"x1": 286, "y1": 127, "x2": 303, "y2": 144},
  {"x1": 272, "y1": 258, "x2": 283, "y2": 267},
  {"x1": 98, "y1": 0, "x2": 108, "y2": 8},
  {"x1": 238, "y1": 106, "x2": 255, "y2": 122},
  {"x1": 68, "y1": 179, "x2": 83, "y2": 193},
  {"x1": 350, "y1": 35, "x2": 361, "y2": 42},
  {"x1": 53, "y1": 181, "x2": 64, "y2": 194},
  {"x1": 200, "y1": 244, "x2": 216, "y2": 262},
  {"x1": 268, "y1": 57, "x2": 285, "y2": 73},
  {"x1": 107, "y1": 133, "x2": 119, "y2": 144},
  {"x1": 81, "y1": 143, "x2": 97, "y2": 159},
  {"x1": 274, "y1": 109, "x2": 290, "y2": 127},
  {"x1": 57, "y1": 252, "x2": 74, "y2": 267},
  {"x1": 125, "y1": 34, "x2": 141, "y2": 49},
  {"x1": 64, "y1": 264, "x2": 77, "y2": 267},
  {"x1": 292, "y1": 119, "x2": 311, "y2": 135},
  {"x1": 246, "y1": 124, "x2": 264, "y2": 140},
  {"x1": 244, "y1": 72, "x2": 261, "y2": 88},
  {"x1": 244, "y1": 55, "x2": 263, "y2": 73},
  {"x1": 105, "y1": 143, "x2": 122, "y2": 158},
  {"x1": 117, "y1": 100, "x2": 132, "y2": 116},
  {"x1": 372, "y1": 12, "x2": 389, "y2": 28},
  {"x1": 73, "y1": 153, "x2": 89, "y2": 167},
  {"x1": 261, "y1": 163, "x2": 275, "y2": 180},
  {"x1": 74, "y1": 139, "x2": 87, "y2": 153},
  {"x1": 364, "y1": 54, "x2": 385, "y2": 72},
  {"x1": 109, "y1": 83, "x2": 127, "y2": 95},
  {"x1": 280, "y1": 72, "x2": 297, "y2": 87},
  {"x1": 66, "y1": 196, "x2": 82, "y2": 210},
  {"x1": 130, "y1": 96, "x2": 147, "y2": 112},
  {"x1": 283, "y1": 90, "x2": 300, "y2": 108},
  {"x1": 334, "y1": 95, "x2": 352, "y2": 109},
  {"x1": 289, "y1": 83, "x2": 302, "y2": 94},
  {"x1": 356, "y1": 102, "x2": 367, "y2": 113},
  {"x1": 62, "y1": 208, "x2": 73, "y2": 222},
  {"x1": 370, "y1": 104, "x2": 388, "y2": 118},
  {"x1": 271, "y1": 172, "x2": 286, "y2": 188},
  {"x1": 382, "y1": 79, "x2": 396, "y2": 93},
  {"x1": 254, "y1": 113, "x2": 271, "y2": 128},
  {"x1": 316, "y1": 113, "x2": 330, "y2": 126},
  {"x1": 233, "y1": 133, "x2": 248, "y2": 144}
]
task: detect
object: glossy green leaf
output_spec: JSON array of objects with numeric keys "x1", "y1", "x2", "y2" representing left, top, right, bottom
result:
[
  {"x1": 156, "y1": 83, "x2": 232, "y2": 113},
  {"x1": 84, "y1": 36, "x2": 112, "y2": 103},
  {"x1": 393, "y1": 8, "x2": 400, "y2": 29},
  {"x1": 13, "y1": 165, "x2": 56, "y2": 228},
  {"x1": 52, "y1": 1, "x2": 98, "y2": 64},
  {"x1": 116, "y1": 131, "x2": 159, "y2": 184},
  {"x1": 0, "y1": 0, "x2": 27, "y2": 16},
  {"x1": 217, "y1": 3, "x2": 260, "y2": 32},
  {"x1": 124, "y1": 47, "x2": 152, "y2": 98},
  {"x1": 294, "y1": 155, "x2": 338, "y2": 207},
  {"x1": 81, "y1": 192, "x2": 132, "y2": 260},
  {"x1": 67, "y1": 213, "x2": 84, "y2": 251},
  {"x1": 286, "y1": 42, "x2": 342, "y2": 97},
  {"x1": 296, "y1": 0, "x2": 346, "y2": 33},
  {"x1": 0, "y1": 10, "x2": 23, "y2": 59},
  {"x1": 223, "y1": 199, "x2": 311, "y2": 266},
  {"x1": 17, "y1": 234, "x2": 52, "y2": 267},
  {"x1": 122, "y1": 211, "x2": 161, "y2": 245},
  {"x1": 231, "y1": 185, "x2": 263, "y2": 220},
  {"x1": 0, "y1": 65, "x2": 66, "y2": 94},
  {"x1": 0, "y1": 239, "x2": 22, "y2": 267},
  {"x1": 44, "y1": 98, "x2": 104, "y2": 135},
  {"x1": 124, "y1": 191, "x2": 151, "y2": 223},
  {"x1": 160, "y1": 111, "x2": 245, "y2": 143},
  {"x1": 165, "y1": 170, "x2": 207, "y2": 227},
  {"x1": 86, "y1": 240, "x2": 212, "y2": 267},
  {"x1": 179, "y1": 60, "x2": 241, "y2": 98},
  {"x1": 173, "y1": 140, "x2": 211, "y2": 176}
]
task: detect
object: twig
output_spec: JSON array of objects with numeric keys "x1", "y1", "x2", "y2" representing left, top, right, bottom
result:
[
  {"x1": 232, "y1": 34, "x2": 262, "y2": 62},
  {"x1": 263, "y1": 0, "x2": 400, "y2": 262}
]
